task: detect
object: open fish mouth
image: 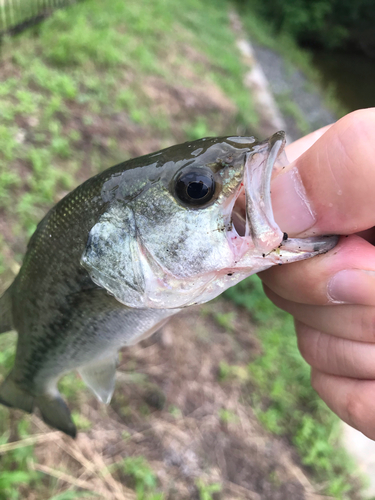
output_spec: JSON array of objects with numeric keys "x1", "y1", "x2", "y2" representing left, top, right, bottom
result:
[{"x1": 229, "y1": 131, "x2": 338, "y2": 264}]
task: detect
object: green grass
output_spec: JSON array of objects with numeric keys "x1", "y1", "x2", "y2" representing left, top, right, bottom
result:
[
  {"x1": 115, "y1": 456, "x2": 164, "y2": 500},
  {"x1": 0, "y1": 0, "x2": 363, "y2": 499},
  {"x1": 195, "y1": 479, "x2": 222, "y2": 500},
  {"x1": 0, "y1": 0, "x2": 256, "y2": 246},
  {"x1": 224, "y1": 275, "x2": 364, "y2": 499},
  {"x1": 0, "y1": 1, "x2": 257, "y2": 498}
]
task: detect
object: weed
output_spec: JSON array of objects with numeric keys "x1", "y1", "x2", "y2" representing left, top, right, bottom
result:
[
  {"x1": 218, "y1": 361, "x2": 249, "y2": 383},
  {"x1": 0, "y1": 125, "x2": 17, "y2": 161},
  {"x1": 168, "y1": 405, "x2": 182, "y2": 418},
  {"x1": 213, "y1": 311, "x2": 236, "y2": 332},
  {"x1": 58, "y1": 373, "x2": 86, "y2": 404},
  {"x1": 71, "y1": 411, "x2": 92, "y2": 431},
  {"x1": 117, "y1": 456, "x2": 164, "y2": 500},
  {"x1": 0, "y1": 469, "x2": 37, "y2": 500},
  {"x1": 184, "y1": 119, "x2": 213, "y2": 141},
  {"x1": 195, "y1": 479, "x2": 221, "y2": 500},
  {"x1": 218, "y1": 408, "x2": 239, "y2": 424}
]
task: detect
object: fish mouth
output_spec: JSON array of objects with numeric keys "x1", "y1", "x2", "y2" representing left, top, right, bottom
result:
[{"x1": 230, "y1": 131, "x2": 338, "y2": 263}]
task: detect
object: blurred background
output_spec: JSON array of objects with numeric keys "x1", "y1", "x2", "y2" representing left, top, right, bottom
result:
[{"x1": 0, "y1": 1, "x2": 373, "y2": 499}]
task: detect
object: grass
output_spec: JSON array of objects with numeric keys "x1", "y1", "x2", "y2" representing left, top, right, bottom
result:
[
  {"x1": 0, "y1": 0, "x2": 256, "y2": 498},
  {"x1": 114, "y1": 456, "x2": 164, "y2": 500},
  {"x1": 0, "y1": 0, "x2": 365, "y2": 499},
  {"x1": 224, "y1": 275, "x2": 364, "y2": 499},
  {"x1": 0, "y1": 0, "x2": 256, "y2": 247},
  {"x1": 195, "y1": 479, "x2": 222, "y2": 500}
]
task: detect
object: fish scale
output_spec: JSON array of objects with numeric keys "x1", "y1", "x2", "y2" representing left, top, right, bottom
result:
[{"x1": 0, "y1": 134, "x2": 337, "y2": 437}]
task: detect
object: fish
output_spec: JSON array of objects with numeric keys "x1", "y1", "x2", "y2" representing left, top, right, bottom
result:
[{"x1": 0, "y1": 132, "x2": 337, "y2": 437}]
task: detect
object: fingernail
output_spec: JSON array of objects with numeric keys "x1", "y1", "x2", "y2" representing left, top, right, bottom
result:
[
  {"x1": 328, "y1": 269, "x2": 375, "y2": 305},
  {"x1": 271, "y1": 166, "x2": 316, "y2": 235}
]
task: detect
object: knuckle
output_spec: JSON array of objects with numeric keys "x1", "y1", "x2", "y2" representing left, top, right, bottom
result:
[
  {"x1": 344, "y1": 385, "x2": 375, "y2": 440},
  {"x1": 360, "y1": 308, "x2": 375, "y2": 342},
  {"x1": 297, "y1": 326, "x2": 324, "y2": 369},
  {"x1": 344, "y1": 386, "x2": 365, "y2": 429}
]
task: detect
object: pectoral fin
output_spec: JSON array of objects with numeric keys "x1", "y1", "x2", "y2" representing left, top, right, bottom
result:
[{"x1": 78, "y1": 354, "x2": 118, "y2": 404}]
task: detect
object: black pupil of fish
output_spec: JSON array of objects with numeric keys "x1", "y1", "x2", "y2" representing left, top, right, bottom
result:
[
  {"x1": 175, "y1": 171, "x2": 215, "y2": 205},
  {"x1": 187, "y1": 181, "x2": 208, "y2": 199}
]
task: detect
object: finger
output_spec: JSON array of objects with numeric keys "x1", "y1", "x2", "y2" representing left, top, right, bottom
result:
[
  {"x1": 264, "y1": 286, "x2": 375, "y2": 342},
  {"x1": 272, "y1": 108, "x2": 375, "y2": 236},
  {"x1": 295, "y1": 321, "x2": 375, "y2": 378},
  {"x1": 260, "y1": 234, "x2": 375, "y2": 305},
  {"x1": 285, "y1": 124, "x2": 332, "y2": 162},
  {"x1": 311, "y1": 368, "x2": 375, "y2": 440}
]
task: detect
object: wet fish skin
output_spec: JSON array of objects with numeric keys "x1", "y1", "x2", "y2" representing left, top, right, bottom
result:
[{"x1": 0, "y1": 134, "x2": 337, "y2": 437}]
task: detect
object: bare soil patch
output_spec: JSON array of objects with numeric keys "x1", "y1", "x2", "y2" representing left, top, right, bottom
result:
[{"x1": 24, "y1": 301, "x2": 328, "y2": 500}]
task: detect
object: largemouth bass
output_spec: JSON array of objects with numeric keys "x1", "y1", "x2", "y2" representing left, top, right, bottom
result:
[{"x1": 0, "y1": 132, "x2": 337, "y2": 437}]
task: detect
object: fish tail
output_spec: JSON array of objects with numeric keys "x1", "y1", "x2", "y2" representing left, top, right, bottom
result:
[
  {"x1": 0, "y1": 372, "x2": 76, "y2": 438},
  {"x1": 36, "y1": 393, "x2": 77, "y2": 438},
  {"x1": 0, "y1": 288, "x2": 13, "y2": 334}
]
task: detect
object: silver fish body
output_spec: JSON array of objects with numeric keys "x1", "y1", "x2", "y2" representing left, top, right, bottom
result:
[{"x1": 0, "y1": 133, "x2": 337, "y2": 436}]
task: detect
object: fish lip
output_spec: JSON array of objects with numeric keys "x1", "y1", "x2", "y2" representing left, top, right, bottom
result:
[
  {"x1": 229, "y1": 132, "x2": 285, "y2": 254},
  {"x1": 229, "y1": 132, "x2": 338, "y2": 261},
  {"x1": 278, "y1": 235, "x2": 339, "y2": 256},
  {"x1": 243, "y1": 131, "x2": 285, "y2": 253}
]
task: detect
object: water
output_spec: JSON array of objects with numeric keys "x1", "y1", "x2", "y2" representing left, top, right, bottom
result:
[{"x1": 312, "y1": 50, "x2": 375, "y2": 113}]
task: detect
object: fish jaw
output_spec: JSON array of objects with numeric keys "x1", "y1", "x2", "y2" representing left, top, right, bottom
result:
[
  {"x1": 226, "y1": 131, "x2": 338, "y2": 271},
  {"x1": 81, "y1": 133, "x2": 338, "y2": 310}
]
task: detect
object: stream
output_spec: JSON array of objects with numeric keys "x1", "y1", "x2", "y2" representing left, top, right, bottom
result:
[{"x1": 312, "y1": 50, "x2": 375, "y2": 112}]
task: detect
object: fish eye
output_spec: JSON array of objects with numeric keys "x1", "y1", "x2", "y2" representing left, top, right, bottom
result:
[{"x1": 175, "y1": 170, "x2": 216, "y2": 206}]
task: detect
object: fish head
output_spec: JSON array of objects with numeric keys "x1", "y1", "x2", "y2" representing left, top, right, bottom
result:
[{"x1": 81, "y1": 133, "x2": 337, "y2": 308}]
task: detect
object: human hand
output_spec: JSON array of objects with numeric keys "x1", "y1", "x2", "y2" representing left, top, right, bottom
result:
[{"x1": 259, "y1": 108, "x2": 375, "y2": 439}]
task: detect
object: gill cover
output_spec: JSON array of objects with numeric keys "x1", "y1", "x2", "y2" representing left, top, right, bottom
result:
[{"x1": 81, "y1": 202, "x2": 146, "y2": 307}]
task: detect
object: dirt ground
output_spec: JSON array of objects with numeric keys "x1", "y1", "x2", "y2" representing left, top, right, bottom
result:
[{"x1": 9, "y1": 300, "x2": 328, "y2": 500}]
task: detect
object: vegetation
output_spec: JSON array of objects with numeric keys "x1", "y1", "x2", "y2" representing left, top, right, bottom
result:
[
  {"x1": 0, "y1": 0, "x2": 255, "y2": 498},
  {"x1": 0, "y1": 0, "x2": 255, "y2": 253},
  {"x1": 114, "y1": 456, "x2": 163, "y2": 500},
  {"x1": 0, "y1": 0, "x2": 366, "y2": 499},
  {"x1": 225, "y1": 276, "x2": 363, "y2": 499},
  {"x1": 235, "y1": 0, "x2": 375, "y2": 55}
]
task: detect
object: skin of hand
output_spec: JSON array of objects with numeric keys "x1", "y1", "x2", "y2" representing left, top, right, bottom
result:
[{"x1": 259, "y1": 108, "x2": 375, "y2": 440}]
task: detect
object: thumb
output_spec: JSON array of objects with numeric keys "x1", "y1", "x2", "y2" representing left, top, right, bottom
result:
[{"x1": 271, "y1": 108, "x2": 375, "y2": 236}]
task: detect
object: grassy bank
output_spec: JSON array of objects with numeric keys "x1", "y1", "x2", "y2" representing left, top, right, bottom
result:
[
  {"x1": 0, "y1": 1, "x2": 256, "y2": 498},
  {"x1": 0, "y1": 0, "x2": 256, "y2": 266},
  {"x1": 0, "y1": 0, "x2": 365, "y2": 499}
]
